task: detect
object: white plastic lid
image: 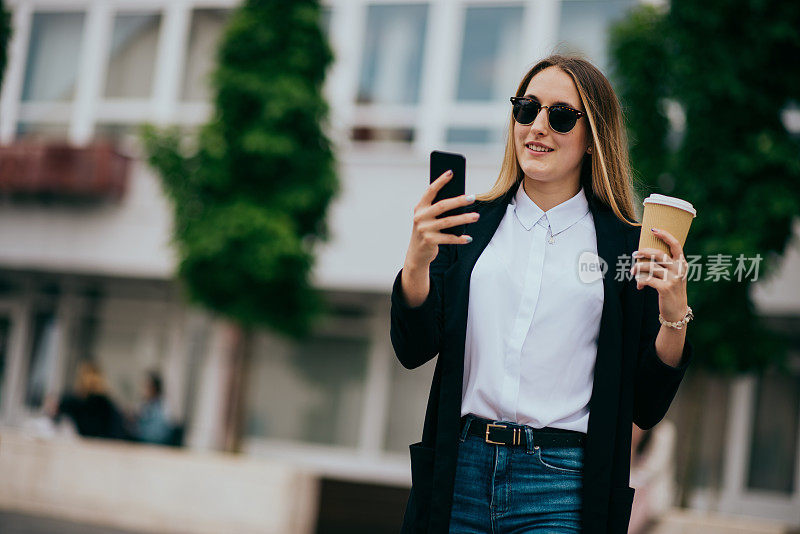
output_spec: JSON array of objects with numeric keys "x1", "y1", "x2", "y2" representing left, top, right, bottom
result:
[{"x1": 643, "y1": 194, "x2": 696, "y2": 217}]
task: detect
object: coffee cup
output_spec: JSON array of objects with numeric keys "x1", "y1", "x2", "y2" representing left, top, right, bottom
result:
[{"x1": 636, "y1": 194, "x2": 696, "y2": 274}]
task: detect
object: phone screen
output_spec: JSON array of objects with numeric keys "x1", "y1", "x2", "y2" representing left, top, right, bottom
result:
[{"x1": 430, "y1": 150, "x2": 466, "y2": 236}]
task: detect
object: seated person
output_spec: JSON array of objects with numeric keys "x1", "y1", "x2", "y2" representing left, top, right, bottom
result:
[
  {"x1": 134, "y1": 371, "x2": 172, "y2": 445},
  {"x1": 45, "y1": 360, "x2": 129, "y2": 440}
]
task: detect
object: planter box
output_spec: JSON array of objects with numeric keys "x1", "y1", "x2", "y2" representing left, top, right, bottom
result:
[{"x1": 0, "y1": 142, "x2": 131, "y2": 202}]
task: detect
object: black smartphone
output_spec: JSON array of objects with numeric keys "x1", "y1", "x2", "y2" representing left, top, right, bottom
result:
[{"x1": 430, "y1": 150, "x2": 466, "y2": 236}]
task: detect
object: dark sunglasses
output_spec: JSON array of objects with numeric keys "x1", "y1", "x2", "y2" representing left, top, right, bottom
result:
[{"x1": 510, "y1": 96, "x2": 586, "y2": 134}]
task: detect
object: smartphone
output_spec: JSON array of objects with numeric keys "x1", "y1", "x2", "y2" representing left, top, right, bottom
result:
[{"x1": 430, "y1": 150, "x2": 466, "y2": 236}]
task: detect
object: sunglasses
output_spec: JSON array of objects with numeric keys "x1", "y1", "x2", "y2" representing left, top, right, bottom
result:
[{"x1": 510, "y1": 97, "x2": 586, "y2": 134}]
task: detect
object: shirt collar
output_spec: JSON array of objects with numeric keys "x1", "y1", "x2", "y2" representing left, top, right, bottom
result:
[{"x1": 512, "y1": 181, "x2": 590, "y2": 233}]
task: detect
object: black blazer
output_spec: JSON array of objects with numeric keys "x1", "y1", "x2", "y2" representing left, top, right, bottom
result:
[{"x1": 390, "y1": 180, "x2": 693, "y2": 533}]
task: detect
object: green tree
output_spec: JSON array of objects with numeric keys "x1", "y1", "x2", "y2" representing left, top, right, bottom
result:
[
  {"x1": 611, "y1": 0, "x2": 800, "y2": 374},
  {"x1": 0, "y1": 0, "x2": 12, "y2": 89},
  {"x1": 610, "y1": 0, "x2": 800, "y2": 506},
  {"x1": 141, "y1": 0, "x2": 338, "y2": 450}
]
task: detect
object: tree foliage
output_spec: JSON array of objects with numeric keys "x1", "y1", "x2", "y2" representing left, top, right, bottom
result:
[
  {"x1": 610, "y1": 0, "x2": 800, "y2": 373},
  {"x1": 141, "y1": 0, "x2": 338, "y2": 339}
]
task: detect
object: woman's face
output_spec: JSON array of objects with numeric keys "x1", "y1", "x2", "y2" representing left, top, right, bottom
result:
[{"x1": 513, "y1": 66, "x2": 591, "y2": 186}]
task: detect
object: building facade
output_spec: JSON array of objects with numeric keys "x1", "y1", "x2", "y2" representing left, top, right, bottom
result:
[{"x1": 1, "y1": 0, "x2": 799, "y2": 529}]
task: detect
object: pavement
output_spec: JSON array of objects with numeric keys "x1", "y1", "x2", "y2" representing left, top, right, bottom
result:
[
  {"x1": 651, "y1": 508, "x2": 795, "y2": 534},
  {"x1": 0, "y1": 510, "x2": 148, "y2": 534}
]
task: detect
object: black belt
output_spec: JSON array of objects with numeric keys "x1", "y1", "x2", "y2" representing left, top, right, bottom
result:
[{"x1": 462, "y1": 415, "x2": 586, "y2": 448}]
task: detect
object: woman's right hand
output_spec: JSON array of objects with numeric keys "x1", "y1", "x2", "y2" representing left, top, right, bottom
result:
[
  {"x1": 404, "y1": 170, "x2": 480, "y2": 270},
  {"x1": 400, "y1": 171, "x2": 480, "y2": 307},
  {"x1": 405, "y1": 171, "x2": 479, "y2": 269}
]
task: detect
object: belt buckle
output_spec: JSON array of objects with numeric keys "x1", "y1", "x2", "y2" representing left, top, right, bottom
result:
[{"x1": 485, "y1": 423, "x2": 507, "y2": 445}]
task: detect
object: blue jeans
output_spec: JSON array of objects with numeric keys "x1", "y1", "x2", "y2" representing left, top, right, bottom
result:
[{"x1": 448, "y1": 414, "x2": 584, "y2": 533}]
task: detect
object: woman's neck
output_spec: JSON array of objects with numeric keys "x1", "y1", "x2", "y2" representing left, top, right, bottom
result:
[{"x1": 522, "y1": 178, "x2": 582, "y2": 212}]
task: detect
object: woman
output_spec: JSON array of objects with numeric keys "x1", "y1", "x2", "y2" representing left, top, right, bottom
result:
[
  {"x1": 45, "y1": 360, "x2": 129, "y2": 440},
  {"x1": 390, "y1": 54, "x2": 694, "y2": 533}
]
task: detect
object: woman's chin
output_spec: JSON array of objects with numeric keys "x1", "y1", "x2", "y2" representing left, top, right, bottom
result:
[{"x1": 520, "y1": 163, "x2": 550, "y2": 178}]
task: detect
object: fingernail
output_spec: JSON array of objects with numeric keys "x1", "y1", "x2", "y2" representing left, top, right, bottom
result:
[
  {"x1": 464, "y1": 235, "x2": 473, "y2": 243},
  {"x1": 651, "y1": 227, "x2": 657, "y2": 233},
  {"x1": 632, "y1": 251, "x2": 640, "y2": 258},
  {"x1": 446, "y1": 170, "x2": 453, "y2": 176},
  {"x1": 465, "y1": 194, "x2": 476, "y2": 202}
]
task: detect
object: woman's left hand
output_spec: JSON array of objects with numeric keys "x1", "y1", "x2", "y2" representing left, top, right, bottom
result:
[{"x1": 630, "y1": 227, "x2": 689, "y2": 323}]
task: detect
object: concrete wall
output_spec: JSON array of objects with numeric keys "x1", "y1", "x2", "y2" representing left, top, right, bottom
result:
[{"x1": 0, "y1": 429, "x2": 320, "y2": 534}]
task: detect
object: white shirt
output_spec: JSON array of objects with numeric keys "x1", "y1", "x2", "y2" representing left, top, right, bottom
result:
[{"x1": 460, "y1": 182, "x2": 604, "y2": 433}]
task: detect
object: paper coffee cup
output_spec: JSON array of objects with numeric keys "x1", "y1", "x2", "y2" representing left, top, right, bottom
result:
[{"x1": 636, "y1": 194, "x2": 696, "y2": 265}]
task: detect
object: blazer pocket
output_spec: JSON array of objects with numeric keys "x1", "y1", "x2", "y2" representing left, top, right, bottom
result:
[
  {"x1": 406, "y1": 441, "x2": 436, "y2": 533},
  {"x1": 607, "y1": 486, "x2": 636, "y2": 534}
]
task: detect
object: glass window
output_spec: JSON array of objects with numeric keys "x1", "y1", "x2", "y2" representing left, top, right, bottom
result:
[
  {"x1": 357, "y1": 4, "x2": 428, "y2": 105},
  {"x1": 556, "y1": 0, "x2": 637, "y2": 77},
  {"x1": 181, "y1": 9, "x2": 232, "y2": 102},
  {"x1": 688, "y1": 375, "x2": 729, "y2": 489},
  {"x1": 0, "y1": 315, "x2": 11, "y2": 411},
  {"x1": 104, "y1": 12, "x2": 162, "y2": 99},
  {"x1": 94, "y1": 123, "x2": 144, "y2": 153},
  {"x1": 746, "y1": 366, "x2": 800, "y2": 494},
  {"x1": 90, "y1": 298, "x2": 171, "y2": 408},
  {"x1": 177, "y1": 315, "x2": 211, "y2": 433},
  {"x1": 16, "y1": 123, "x2": 70, "y2": 142},
  {"x1": 22, "y1": 12, "x2": 85, "y2": 102},
  {"x1": 25, "y1": 311, "x2": 58, "y2": 409},
  {"x1": 384, "y1": 356, "x2": 435, "y2": 453},
  {"x1": 351, "y1": 126, "x2": 414, "y2": 143},
  {"x1": 94, "y1": 122, "x2": 135, "y2": 142},
  {"x1": 320, "y1": 6, "x2": 332, "y2": 38},
  {"x1": 446, "y1": 127, "x2": 503, "y2": 145},
  {"x1": 316, "y1": 479, "x2": 410, "y2": 531},
  {"x1": 455, "y1": 5, "x2": 524, "y2": 102},
  {"x1": 245, "y1": 332, "x2": 369, "y2": 447}
]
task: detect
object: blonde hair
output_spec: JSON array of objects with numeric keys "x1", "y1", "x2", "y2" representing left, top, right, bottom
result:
[
  {"x1": 75, "y1": 361, "x2": 108, "y2": 396},
  {"x1": 478, "y1": 54, "x2": 641, "y2": 227}
]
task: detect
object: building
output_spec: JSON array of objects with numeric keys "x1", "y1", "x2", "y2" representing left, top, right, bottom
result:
[{"x1": 1, "y1": 0, "x2": 799, "y2": 531}]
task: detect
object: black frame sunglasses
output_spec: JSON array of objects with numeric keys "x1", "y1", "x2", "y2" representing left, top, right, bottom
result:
[{"x1": 510, "y1": 96, "x2": 586, "y2": 134}]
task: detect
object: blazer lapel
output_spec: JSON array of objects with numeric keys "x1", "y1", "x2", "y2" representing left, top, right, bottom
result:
[
  {"x1": 450, "y1": 186, "x2": 516, "y2": 275},
  {"x1": 588, "y1": 190, "x2": 627, "y2": 298}
]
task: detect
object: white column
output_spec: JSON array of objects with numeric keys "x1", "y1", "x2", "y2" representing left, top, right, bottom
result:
[
  {"x1": 720, "y1": 375, "x2": 755, "y2": 502},
  {"x1": 163, "y1": 302, "x2": 188, "y2": 422},
  {"x1": 357, "y1": 301, "x2": 393, "y2": 454},
  {"x1": 0, "y1": 1, "x2": 32, "y2": 143},
  {"x1": 3, "y1": 296, "x2": 32, "y2": 424},
  {"x1": 415, "y1": 0, "x2": 463, "y2": 153},
  {"x1": 47, "y1": 289, "x2": 81, "y2": 400},
  {"x1": 70, "y1": 0, "x2": 113, "y2": 145},
  {"x1": 185, "y1": 318, "x2": 232, "y2": 451},
  {"x1": 324, "y1": 0, "x2": 367, "y2": 151},
  {"x1": 522, "y1": 0, "x2": 560, "y2": 69},
  {"x1": 152, "y1": 0, "x2": 191, "y2": 124}
]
